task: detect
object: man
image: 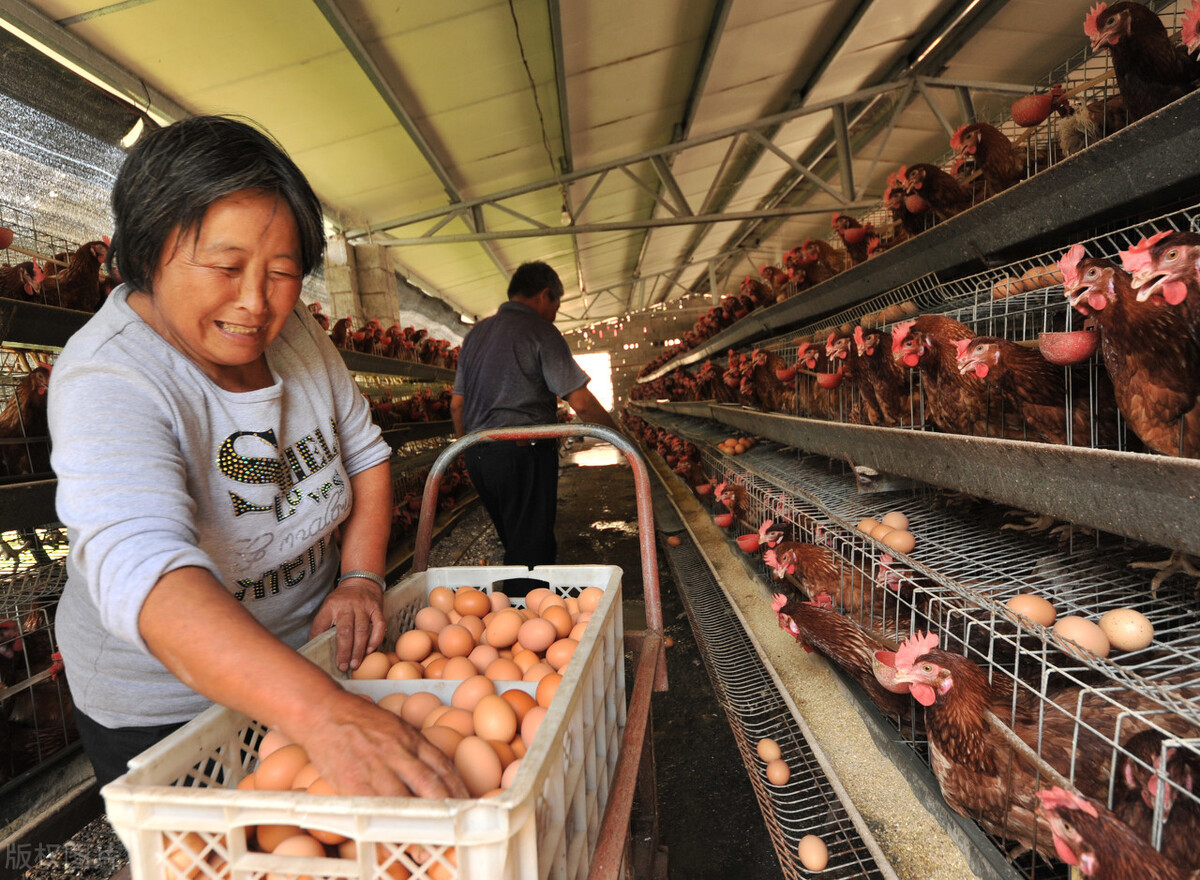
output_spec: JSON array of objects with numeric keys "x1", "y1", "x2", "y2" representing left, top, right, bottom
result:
[{"x1": 451, "y1": 261, "x2": 618, "y2": 595}]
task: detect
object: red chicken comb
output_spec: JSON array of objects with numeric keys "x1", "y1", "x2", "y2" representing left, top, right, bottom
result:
[
  {"x1": 891, "y1": 320, "x2": 916, "y2": 352},
  {"x1": 950, "y1": 124, "x2": 967, "y2": 152},
  {"x1": 758, "y1": 519, "x2": 775, "y2": 538},
  {"x1": 714, "y1": 481, "x2": 727, "y2": 496},
  {"x1": 952, "y1": 338, "x2": 972, "y2": 360},
  {"x1": 894, "y1": 631, "x2": 938, "y2": 674},
  {"x1": 853, "y1": 325, "x2": 865, "y2": 349},
  {"x1": 831, "y1": 212, "x2": 842, "y2": 228},
  {"x1": 771, "y1": 592, "x2": 788, "y2": 612},
  {"x1": 1037, "y1": 786, "x2": 1098, "y2": 818},
  {"x1": 1184, "y1": 1, "x2": 1200, "y2": 52},
  {"x1": 1084, "y1": 2, "x2": 1107, "y2": 38},
  {"x1": 826, "y1": 330, "x2": 837, "y2": 347},
  {"x1": 1118, "y1": 231, "x2": 1172, "y2": 274},
  {"x1": 1057, "y1": 244, "x2": 1087, "y2": 289},
  {"x1": 796, "y1": 341, "x2": 811, "y2": 358},
  {"x1": 763, "y1": 548, "x2": 781, "y2": 570}
]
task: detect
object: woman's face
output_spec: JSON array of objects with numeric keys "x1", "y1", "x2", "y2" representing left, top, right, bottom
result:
[{"x1": 145, "y1": 188, "x2": 303, "y2": 388}]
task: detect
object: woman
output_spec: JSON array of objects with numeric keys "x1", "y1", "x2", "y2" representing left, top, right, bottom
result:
[{"x1": 49, "y1": 115, "x2": 465, "y2": 798}]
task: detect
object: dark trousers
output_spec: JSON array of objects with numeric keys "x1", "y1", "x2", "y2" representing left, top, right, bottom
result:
[
  {"x1": 465, "y1": 442, "x2": 558, "y2": 597},
  {"x1": 75, "y1": 707, "x2": 186, "y2": 788}
]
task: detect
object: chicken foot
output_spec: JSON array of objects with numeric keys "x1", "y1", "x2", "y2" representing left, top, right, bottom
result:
[{"x1": 1128, "y1": 551, "x2": 1200, "y2": 597}]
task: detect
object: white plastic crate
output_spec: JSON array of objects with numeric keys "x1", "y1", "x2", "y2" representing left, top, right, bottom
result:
[{"x1": 103, "y1": 564, "x2": 625, "y2": 880}]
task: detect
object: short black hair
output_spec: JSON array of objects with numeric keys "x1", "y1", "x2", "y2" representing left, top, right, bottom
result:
[
  {"x1": 507, "y1": 261, "x2": 563, "y2": 301},
  {"x1": 108, "y1": 115, "x2": 325, "y2": 293}
]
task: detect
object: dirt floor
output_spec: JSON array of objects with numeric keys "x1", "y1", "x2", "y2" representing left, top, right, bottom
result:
[{"x1": 550, "y1": 442, "x2": 781, "y2": 879}]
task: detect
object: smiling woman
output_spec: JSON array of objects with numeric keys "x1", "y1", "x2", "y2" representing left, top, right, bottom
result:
[{"x1": 45, "y1": 115, "x2": 467, "y2": 801}]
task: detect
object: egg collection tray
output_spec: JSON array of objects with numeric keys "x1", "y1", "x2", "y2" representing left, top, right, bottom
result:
[{"x1": 101, "y1": 564, "x2": 625, "y2": 880}]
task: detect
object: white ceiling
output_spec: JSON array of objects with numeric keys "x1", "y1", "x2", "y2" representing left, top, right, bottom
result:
[{"x1": 0, "y1": 0, "x2": 1129, "y2": 331}]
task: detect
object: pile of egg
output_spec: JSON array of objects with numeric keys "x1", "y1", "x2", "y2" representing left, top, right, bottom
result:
[
  {"x1": 854, "y1": 511, "x2": 916, "y2": 555},
  {"x1": 1005, "y1": 593, "x2": 1155, "y2": 658},
  {"x1": 353, "y1": 585, "x2": 605, "y2": 684}
]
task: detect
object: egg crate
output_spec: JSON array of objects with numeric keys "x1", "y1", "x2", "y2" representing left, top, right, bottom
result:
[{"x1": 102, "y1": 564, "x2": 625, "y2": 880}]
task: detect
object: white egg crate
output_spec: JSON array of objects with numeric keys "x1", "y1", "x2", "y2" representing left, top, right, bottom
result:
[{"x1": 102, "y1": 564, "x2": 625, "y2": 880}]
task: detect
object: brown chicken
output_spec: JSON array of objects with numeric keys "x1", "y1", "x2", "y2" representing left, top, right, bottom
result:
[
  {"x1": 853, "y1": 326, "x2": 913, "y2": 426},
  {"x1": 1086, "y1": 2, "x2": 1198, "y2": 123},
  {"x1": 1113, "y1": 729, "x2": 1200, "y2": 871},
  {"x1": 1060, "y1": 244, "x2": 1200, "y2": 457},
  {"x1": 1037, "y1": 786, "x2": 1196, "y2": 880},
  {"x1": 0, "y1": 365, "x2": 52, "y2": 477},
  {"x1": 902, "y1": 163, "x2": 973, "y2": 225},
  {"x1": 951, "y1": 123, "x2": 1024, "y2": 199},
  {"x1": 1, "y1": 608, "x2": 76, "y2": 782},
  {"x1": 772, "y1": 592, "x2": 917, "y2": 723},
  {"x1": 826, "y1": 330, "x2": 879, "y2": 425},
  {"x1": 831, "y1": 213, "x2": 872, "y2": 266},
  {"x1": 881, "y1": 634, "x2": 1200, "y2": 862},
  {"x1": 883, "y1": 170, "x2": 922, "y2": 241},
  {"x1": 329, "y1": 317, "x2": 354, "y2": 350},
  {"x1": 892, "y1": 315, "x2": 1023, "y2": 437},
  {"x1": 744, "y1": 348, "x2": 794, "y2": 414},
  {"x1": 0, "y1": 260, "x2": 44, "y2": 302},
  {"x1": 762, "y1": 541, "x2": 903, "y2": 634},
  {"x1": 954, "y1": 335, "x2": 1119, "y2": 446},
  {"x1": 1121, "y1": 230, "x2": 1200, "y2": 350},
  {"x1": 41, "y1": 240, "x2": 107, "y2": 312}
]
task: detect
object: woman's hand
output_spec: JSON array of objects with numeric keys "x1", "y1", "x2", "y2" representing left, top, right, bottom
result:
[
  {"x1": 300, "y1": 690, "x2": 469, "y2": 799},
  {"x1": 309, "y1": 578, "x2": 386, "y2": 672}
]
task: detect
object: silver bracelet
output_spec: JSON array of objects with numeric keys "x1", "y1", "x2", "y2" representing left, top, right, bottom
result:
[{"x1": 337, "y1": 570, "x2": 386, "y2": 591}]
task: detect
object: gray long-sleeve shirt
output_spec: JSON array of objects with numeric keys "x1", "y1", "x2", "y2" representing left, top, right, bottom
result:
[{"x1": 49, "y1": 286, "x2": 390, "y2": 727}]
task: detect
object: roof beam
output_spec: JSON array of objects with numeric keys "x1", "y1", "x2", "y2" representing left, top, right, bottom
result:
[
  {"x1": 374, "y1": 202, "x2": 876, "y2": 245},
  {"x1": 0, "y1": 0, "x2": 189, "y2": 124},
  {"x1": 547, "y1": 0, "x2": 572, "y2": 175},
  {"x1": 311, "y1": 0, "x2": 510, "y2": 281}
]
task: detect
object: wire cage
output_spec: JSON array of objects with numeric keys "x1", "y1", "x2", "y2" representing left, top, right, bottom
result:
[{"x1": 635, "y1": 409, "x2": 1200, "y2": 880}]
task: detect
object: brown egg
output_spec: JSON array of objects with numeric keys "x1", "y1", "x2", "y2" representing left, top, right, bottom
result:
[
  {"x1": 455, "y1": 735, "x2": 503, "y2": 797},
  {"x1": 856, "y1": 518, "x2": 881, "y2": 534},
  {"x1": 414, "y1": 606, "x2": 450, "y2": 633},
  {"x1": 396, "y1": 630, "x2": 434, "y2": 663},
  {"x1": 377, "y1": 692, "x2": 407, "y2": 717},
  {"x1": 1053, "y1": 616, "x2": 1111, "y2": 658},
  {"x1": 765, "y1": 759, "x2": 790, "y2": 785},
  {"x1": 536, "y1": 673, "x2": 561, "y2": 708},
  {"x1": 488, "y1": 739, "x2": 516, "y2": 769},
  {"x1": 302, "y1": 782, "x2": 348, "y2": 843},
  {"x1": 423, "y1": 725, "x2": 464, "y2": 760},
  {"x1": 441, "y1": 656, "x2": 478, "y2": 680},
  {"x1": 881, "y1": 529, "x2": 916, "y2": 554},
  {"x1": 501, "y1": 757, "x2": 522, "y2": 789},
  {"x1": 500, "y1": 688, "x2": 538, "y2": 724},
  {"x1": 386, "y1": 660, "x2": 424, "y2": 680},
  {"x1": 568, "y1": 622, "x2": 589, "y2": 641},
  {"x1": 162, "y1": 831, "x2": 209, "y2": 878},
  {"x1": 538, "y1": 594, "x2": 567, "y2": 614},
  {"x1": 473, "y1": 694, "x2": 519, "y2": 742},
  {"x1": 510, "y1": 734, "x2": 527, "y2": 760},
  {"x1": 756, "y1": 738, "x2": 781, "y2": 762},
  {"x1": 236, "y1": 772, "x2": 257, "y2": 790},
  {"x1": 451, "y1": 674, "x2": 496, "y2": 711},
  {"x1": 290, "y1": 762, "x2": 321, "y2": 790},
  {"x1": 458, "y1": 615, "x2": 485, "y2": 642},
  {"x1": 428, "y1": 586, "x2": 456, "y2": 614},
  {"x1": 435, "y1": 707, "x2": 476, "y2": 738},
  {"x1": 666, "y1": 535, "x2": 682, "y2": 546},
  {"x1": 351, "y1": 651, "x2": 392, "y2": 680},
  {"x1": 522, "y1": 662, "x2": 555, "y2": 683},
  {"x1": 881, "y1": 511, "x2": 910, "y2": 531},
  {"x1": 424, "y1": 657, "x2": 449, "y2": 679},
  {"x1": 400, "y1": 691, "x2": 444, "y2": 728},
  {"x1": 563, "y1": 596, "x2": 581, "y2": 619},
  {"x1": 422, "y1": 705, "x2": 451, "y2": 729},
  {"x1": 421, "y1": 651, "x2": 445, "y2": 669},
  {"x1": 257, "y1": 729, "x2": 292, "y2": 761},
  {"x1": 438, "y1": 625, "x2": 475, "y2": 658},
  {"x1": 868, "y1": 523, "x2": 895, "y2": 541},
  {"x1": 525, "y1": 588, "x2": 553, "y2": 613},
  {"x1": 454, "y1": 587, "x2": 491, "y2": 618},
  {"x1": 541, "y1": 606, "x2": 573, "y2": 639},
  {"x1": 1006, "y1": 594, "x2": 1056, "y2": 627},
  {"x1": 518, "y1": 618, "x2": 557, "y2": 654},
  {"x1": 485, "y1": 610, "x2": 523, "y2": 648},
  {"x1": 797, "y1": 835, "x2": 829, "y2": 871},
  {"x1": 271, "y1": 833, "x2": 325, "y2": 857},
  {"x1": 512, "y1": 649, "x2": 540, "y2": 673},
  {"x1": 545, "y1": 638, "x2": 578, "y2": 671},
  {"x1": 1099, "y1": 608, "x2": 1155, "y2": 651},
  {"x1": 489, "y1": 591, "x2": 512, "y2": 612},
  {"x1": 577, "y1": 587, "x2": 604, "y2": 613},
  {"x1": 484, "y1": 658, "x2": 524, "y2": 682},
  {"x1": 254, "y1": 824, "x2": 303, "y2": 854},
  {"x1": 468, "y1": 644, "x2": 500, "y2": 673},
  {"x1": 521, "y1": 705, "x2": 548, "y2": 748},
  {"x1": 256, "y1": 743, "x2": 309, "y2": 791}
]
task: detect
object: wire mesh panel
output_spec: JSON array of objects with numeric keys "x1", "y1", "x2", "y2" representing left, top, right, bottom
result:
[
  {"x1": 662, "y1": 538, "x2": 892, "y2": 880},
  {"x1": 633, "y1": 408, "x2": 1200, "y2": 880}
]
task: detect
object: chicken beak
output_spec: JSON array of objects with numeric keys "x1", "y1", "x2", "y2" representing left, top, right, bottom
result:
[{"x1": 1131, "y1": 269, "x2": 1167, "y2": 303}]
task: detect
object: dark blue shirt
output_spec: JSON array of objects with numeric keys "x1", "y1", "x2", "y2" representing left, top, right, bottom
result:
[{"x1": 453, "y1": 301, "x2": 590, "y2": 431}]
